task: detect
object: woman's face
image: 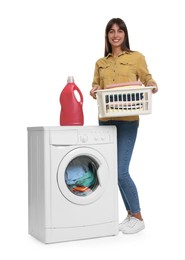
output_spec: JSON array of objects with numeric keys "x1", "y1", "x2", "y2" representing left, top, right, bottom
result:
[{"x1": 108, "y1": 23, "x2": 125, "y2": 49}]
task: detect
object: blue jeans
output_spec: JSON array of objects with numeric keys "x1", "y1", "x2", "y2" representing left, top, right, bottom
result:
[{"x1": 99, "y1": 120, "x2": 141, "y2": 214}]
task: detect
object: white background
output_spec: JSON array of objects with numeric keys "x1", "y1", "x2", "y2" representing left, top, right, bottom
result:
[{"x1": 1, "y1": 0, "x2": 185, "y2": 259}]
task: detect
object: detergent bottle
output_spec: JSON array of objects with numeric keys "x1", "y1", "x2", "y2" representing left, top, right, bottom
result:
[{"x1": 60, "y1": 76, "x2": 84, "y2": 126}]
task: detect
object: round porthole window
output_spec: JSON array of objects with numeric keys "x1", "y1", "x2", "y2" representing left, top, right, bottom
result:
[
  {"x1": 65, "y1": 155, "x2": 99, "y2": 196},
  {"x1": 57, "y1": 147, "x2": 109, "y2": 205}
]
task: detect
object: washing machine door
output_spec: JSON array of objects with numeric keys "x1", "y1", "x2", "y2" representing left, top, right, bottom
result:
[{"x1": 57, "y1": 147, "x2": 109, "y2": 205}]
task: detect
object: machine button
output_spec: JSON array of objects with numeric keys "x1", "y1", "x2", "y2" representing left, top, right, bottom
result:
[
  {"x1": 80, "y1": 135, "x2": 88, "y2": 143},
  {"x1": 101, "y1": 135, "x2": 105, "y2": 141},
  {"x1": 94, "y1": 135, "x2": 98, "y2": 141}
]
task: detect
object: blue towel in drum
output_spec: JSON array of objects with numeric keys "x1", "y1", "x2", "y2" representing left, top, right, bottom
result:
[{"x1": 65, "y1": 165, "x2": 85, "y2": 185}]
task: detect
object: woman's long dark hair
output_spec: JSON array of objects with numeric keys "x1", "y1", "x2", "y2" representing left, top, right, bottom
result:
[{"x1": 104, "y1": 18, "x2": 131, "y2": 57}]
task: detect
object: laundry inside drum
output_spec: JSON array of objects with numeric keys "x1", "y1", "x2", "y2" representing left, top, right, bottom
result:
[{"x1": 65, "y1": 155, "x2": 99, "y2": 196}]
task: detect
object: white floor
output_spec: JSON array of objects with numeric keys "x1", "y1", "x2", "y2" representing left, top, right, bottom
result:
[{"x1": 2, "y1": 197, "x2": 183, "y2": 260}]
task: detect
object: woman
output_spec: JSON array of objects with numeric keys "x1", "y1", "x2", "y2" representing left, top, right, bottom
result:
[{"x1": 90, "y1": 18, "x2": 158, "y2": 234}]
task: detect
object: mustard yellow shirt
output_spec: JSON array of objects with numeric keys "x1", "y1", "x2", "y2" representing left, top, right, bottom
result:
[{"x1": 92, "y1": 51, "x2": 156, "y2": 121}]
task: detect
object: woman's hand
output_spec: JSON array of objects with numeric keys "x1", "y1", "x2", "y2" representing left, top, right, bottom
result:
[
  {"x1": 147, "y1": 81, "x2": 158, "y2": 94},
  {"x1": 90, "y1": 85, "x2": 101, "y2": 99}
]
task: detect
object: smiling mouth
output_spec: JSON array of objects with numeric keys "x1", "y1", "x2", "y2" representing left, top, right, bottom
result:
[{"x1": 112, "y1": 39, "x2": 120, "y2": 42}]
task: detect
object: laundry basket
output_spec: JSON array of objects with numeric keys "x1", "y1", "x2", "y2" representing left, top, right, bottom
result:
[{"x1": 96, "y1": 84, "x2": 154, "y2": 118}]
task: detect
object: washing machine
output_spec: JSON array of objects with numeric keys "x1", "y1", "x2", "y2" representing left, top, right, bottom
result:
[{"x1": 27, "y1": 126, "x2": 118, "y2": 243}]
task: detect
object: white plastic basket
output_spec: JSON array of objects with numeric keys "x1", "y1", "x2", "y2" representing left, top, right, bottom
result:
[{"x1": 96, "y1": 85, "x2": 154, "y2": 118}]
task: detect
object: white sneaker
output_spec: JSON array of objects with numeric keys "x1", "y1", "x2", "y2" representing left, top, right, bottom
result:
[
  {"x1": 121, "y1": 217, "x2": 145, "y2": 234},
  {"x1": 119, "y1": 215, "x2": 131, "y2": 231}
]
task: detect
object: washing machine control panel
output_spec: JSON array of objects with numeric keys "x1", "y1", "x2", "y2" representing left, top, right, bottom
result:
[
  {"x1": 78, "y1": 129, "x2": 112, "y2": 144},
  {"x1": 49, "y1": 126, "x2": 116, "y2": 146}
]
